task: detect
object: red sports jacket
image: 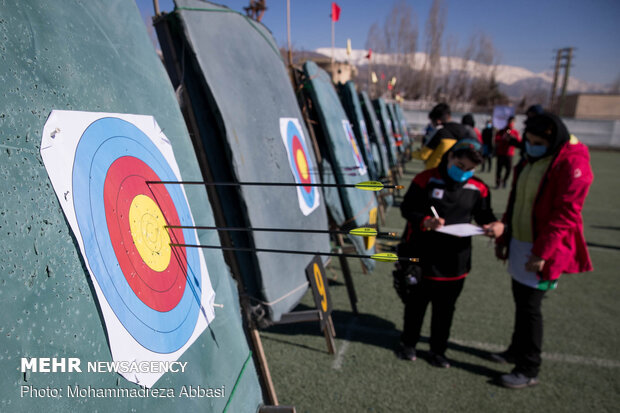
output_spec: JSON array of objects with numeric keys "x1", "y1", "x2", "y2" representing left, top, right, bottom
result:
[
  {"x1": 500, "y1": 139, "x2": 594, "y2": 280},
  {"x1": 495, "y1": 128, "x2": 520, "y2": 156}
]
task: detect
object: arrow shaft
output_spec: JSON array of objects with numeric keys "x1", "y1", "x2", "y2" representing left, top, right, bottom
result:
[
  {"x1": 169, "y1": 225, "x2": 346, "y2": 235},
  {"x1": 146, "y1": 180, "x2": 401, "y2": 190},
  {"x1": 167, "y1": 225, "x2": 395, "y2": 238},
  {"x1": 149, "y1": 181, "x2": 346, "y2": 188},
  {"x1": 170, "y1": 243, "x2": 414, "y2": 262}
]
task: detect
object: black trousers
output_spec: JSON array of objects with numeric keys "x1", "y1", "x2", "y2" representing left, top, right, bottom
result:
[
  {"x1": 496, "y1": 155, "x2": 513, "y2": 185},
  {"x1": 506, "y1": 279, "x2": 547, "y2": 377},
  {"x1": 401, "y1": 278, "x2": 465, "y2": 356},
  {"x1": 482, "y1": 155, "x2": 493, "y2": 172}
]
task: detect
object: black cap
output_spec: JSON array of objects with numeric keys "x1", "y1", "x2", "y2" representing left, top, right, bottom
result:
[
  {"x1": 526, "y1": 104, "x2": 544, "y2": 116},
  {"x1": 429, "y1": 103, "x2": 451, "y2": 121},
  {"x1": 461, "y1": 113, "x2": 475, "y2": 127}
]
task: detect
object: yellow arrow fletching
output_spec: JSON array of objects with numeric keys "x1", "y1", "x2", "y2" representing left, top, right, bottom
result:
[
  {"x1": 370, "y1": 253, "x2": 398, "y2": 262},
  {"x1": 349, "y1": 227, "x2": 378, "y2": 237},
  {"x1": 354, "y1": 181, "x2": 384, "y2": 191}
]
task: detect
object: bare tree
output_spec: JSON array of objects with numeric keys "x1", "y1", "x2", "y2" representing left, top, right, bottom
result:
[
  {"x1": 363, "y1": 0, "x2": 504, "y2": 108},
  {"x1": 365, "y1": 22, "x2": 385, "y2": 54},
  {"x1": 422, "y1": 0, "x2": 446, "y2": 98},
  {"x1": 441, "y1": 35, "x2": 458, "y2": 100},
  {"x1": 365, "y1": 1, "x2": 419, "y2": 98}
]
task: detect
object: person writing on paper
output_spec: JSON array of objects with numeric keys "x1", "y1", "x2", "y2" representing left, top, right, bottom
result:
[
  {"x1": 394, "y1": 139, "x2": 504, "y2": 368},
  {"x1": 492, "y1": 113, "x2": 593, "y2": 389}
]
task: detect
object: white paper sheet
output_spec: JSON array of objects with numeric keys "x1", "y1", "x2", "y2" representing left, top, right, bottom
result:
[
  {"x1": 41, "y1": 110, "x2": 215, "y2": 387},
  {"x1": 435, "y1": 223, "x2": 485, "y2": 237}
]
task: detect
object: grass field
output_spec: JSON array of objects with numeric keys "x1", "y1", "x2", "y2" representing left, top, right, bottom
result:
[{"x1": 260, "y1": 149, "x2": 620, "y2": 413}]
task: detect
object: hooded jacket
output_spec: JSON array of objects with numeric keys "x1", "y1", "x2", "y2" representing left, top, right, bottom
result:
[
  {"x1": 413, "y1": 122, "x2": 468, "y2": 169},
  {"x1": 499, "y1": 135, "x2": 593, "y2": 280}
]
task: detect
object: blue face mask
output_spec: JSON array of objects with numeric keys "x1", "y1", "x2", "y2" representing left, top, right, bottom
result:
[
  {"x1": 525, "y1": 141, "x2": 548, "y2": 158},
  {"x1": 447, "y1": 164, "x2": 474, "y2": 182}
]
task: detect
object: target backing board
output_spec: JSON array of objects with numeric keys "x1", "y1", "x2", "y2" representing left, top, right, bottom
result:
[
  {"x1": 342, "y1": 119, "x2": 367, "y2": 176},
  {"x1": 40, "y1": 110, "x2": 216, "y2": 388},
  {"x1": 359, "y1": 119, "x2": 373, "y2": 159},
  {"x1": 279, "y1": 117, "x2": 321, "y2": 216}
]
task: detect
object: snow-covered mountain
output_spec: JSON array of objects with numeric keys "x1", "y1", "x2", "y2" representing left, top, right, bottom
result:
[{"x1": 315, "y1": 47, "x2": 609, "y2": 96}]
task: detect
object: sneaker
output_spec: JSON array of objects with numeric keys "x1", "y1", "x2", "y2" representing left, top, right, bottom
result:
[
  {"x1": 395, "y1": 342, "x2": 416, "y2": 361},
  {"x1": 500, "y1": 372, "x2": 539, "y2": 389},
  {"x1": 429, "y1": 352, "x2": 450, "y2": 368},
  {"x1": 489, "y1": 350, "x2": 516, "y2": 364}
]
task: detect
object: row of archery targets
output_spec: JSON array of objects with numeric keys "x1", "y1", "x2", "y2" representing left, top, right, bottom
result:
[{"x1": 0, "y1": 1, "x2": 412, "y2": 412}]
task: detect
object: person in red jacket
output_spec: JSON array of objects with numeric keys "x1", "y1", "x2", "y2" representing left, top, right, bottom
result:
[
  {"x1": 494, "y1": 116, "x2": 521, "y2": 188},
  {"x1": 492, "y1": 112, "x2": 593, "y2": 389}
]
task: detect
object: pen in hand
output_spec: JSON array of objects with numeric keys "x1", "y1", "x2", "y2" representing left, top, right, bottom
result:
[{"x1": 425, "y1": 206, "x2": 445, "y2": 230}]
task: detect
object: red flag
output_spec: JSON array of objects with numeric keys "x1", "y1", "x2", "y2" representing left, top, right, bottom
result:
[
  {"x1": 331, "y1": 2, "x2": 341, "y2": 22},
  {"x1": 366, "y1": 49, "x2": 372, "y2": 59}
]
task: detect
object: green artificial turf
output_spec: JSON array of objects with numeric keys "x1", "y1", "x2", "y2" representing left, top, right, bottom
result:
[{"x1": 261, "y1": 150, "x2": 620, "y2": 413}]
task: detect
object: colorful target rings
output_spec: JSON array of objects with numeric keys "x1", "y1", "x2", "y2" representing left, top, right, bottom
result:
[
  {"x1": 72, "y1": 117, "x2": 202, "y2": 354},
  {"x1": 285, "y1": 119, "x2": 317, "y2": 208}
]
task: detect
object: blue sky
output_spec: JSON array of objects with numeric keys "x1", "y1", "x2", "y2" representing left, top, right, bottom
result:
[{"x1": 136, "y1": 0, "x2": 620, "y2": 85}]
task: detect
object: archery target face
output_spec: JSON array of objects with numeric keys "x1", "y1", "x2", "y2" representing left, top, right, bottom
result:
[
  {"x1": 279, "y1": 118, "x2": 320, "y2": 216},
  {"x1": 400, "y1": 119, "x2": 410, "y2": 140},
  {"x1": 342, "y1": 120, "x2": 367, "y2": 176},
  {"x1": 40, "y1": 111, "x2": 215, "y2": 388},
  {"x1": 359, "y1": 120, "x2": 374, "y2": 162}
]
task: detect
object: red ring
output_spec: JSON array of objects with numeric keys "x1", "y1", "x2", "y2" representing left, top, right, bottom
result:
[
  {"x1": 104, "y1": 156, "x2": 187, "y2": 312},
  {"x1": 292, "y1": 135, "x2": 312, "y2": 193}
]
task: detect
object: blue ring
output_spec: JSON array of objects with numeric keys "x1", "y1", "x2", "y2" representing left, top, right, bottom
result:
[
  {"x1": 285, "y1": 120, "x2": 316, "y2": 208},
  {"x1": 73, "y1": 117, "x2": 201, "y2": 354}
]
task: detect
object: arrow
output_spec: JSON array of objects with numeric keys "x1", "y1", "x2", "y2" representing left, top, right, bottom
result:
[
  {"x1": 147, "y1": 180, "x2": 404, "y2": 192},
  {"x1": 170, "y1": 243, "x2": 418, "y2": 263},
  {"x1": 165, "y1": 225, "x2": 397, "y2": 238}
]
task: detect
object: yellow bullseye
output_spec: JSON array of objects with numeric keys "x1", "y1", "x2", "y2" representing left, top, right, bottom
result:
[
  {"x1": 295, "y1": 148, "x2": 309, "y2": 180},
  {"x1": 129, "y1": 194, "x2": 171, "y2": 272}
]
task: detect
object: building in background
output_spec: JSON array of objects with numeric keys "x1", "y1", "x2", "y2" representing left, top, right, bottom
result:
[{"x1": 562, "y1": 94, "x2": 620, "y2": 120}]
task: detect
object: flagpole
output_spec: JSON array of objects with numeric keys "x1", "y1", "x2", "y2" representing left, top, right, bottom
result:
[
  {"x1": 368, "y1": 55, "x2": 371, "y2": 97},
  {"x1": 286, "y1": 0, "x2": 292, "y2": 67},
  {"x1": 331, "y1": 17, "x2": 335, "y2": 75}
]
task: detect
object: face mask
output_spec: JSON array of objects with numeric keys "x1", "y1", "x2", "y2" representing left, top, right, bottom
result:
[
  {"x1": 525, "y1": 141, "x2": 548, "y2": 158},
  {"x1": 447, "y1": 164, "x2": 474, "y2": 182}
]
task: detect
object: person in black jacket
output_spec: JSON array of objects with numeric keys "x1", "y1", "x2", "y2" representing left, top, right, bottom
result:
[
  {"x1": 412, "y1": 103, "x2": 470, "y2": 170},
  {"x1": 394, "y1": 139, "x2": 504, "y2": 368},
  {"x1": 481, "y1": 119, "x2": 494, "y2": 172}
]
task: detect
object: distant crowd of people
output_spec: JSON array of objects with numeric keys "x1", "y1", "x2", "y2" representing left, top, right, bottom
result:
[{"x1": 396, "y1": 103, "x2": 593, "y2": 389}]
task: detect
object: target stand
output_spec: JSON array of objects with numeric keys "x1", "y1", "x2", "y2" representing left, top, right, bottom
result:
[
  {"x1": 275, "y1": 255, "x2": 336, "y2": 354},
  {"x1": 288, "y1": 65, "x2": 367, "y2": 316}
]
